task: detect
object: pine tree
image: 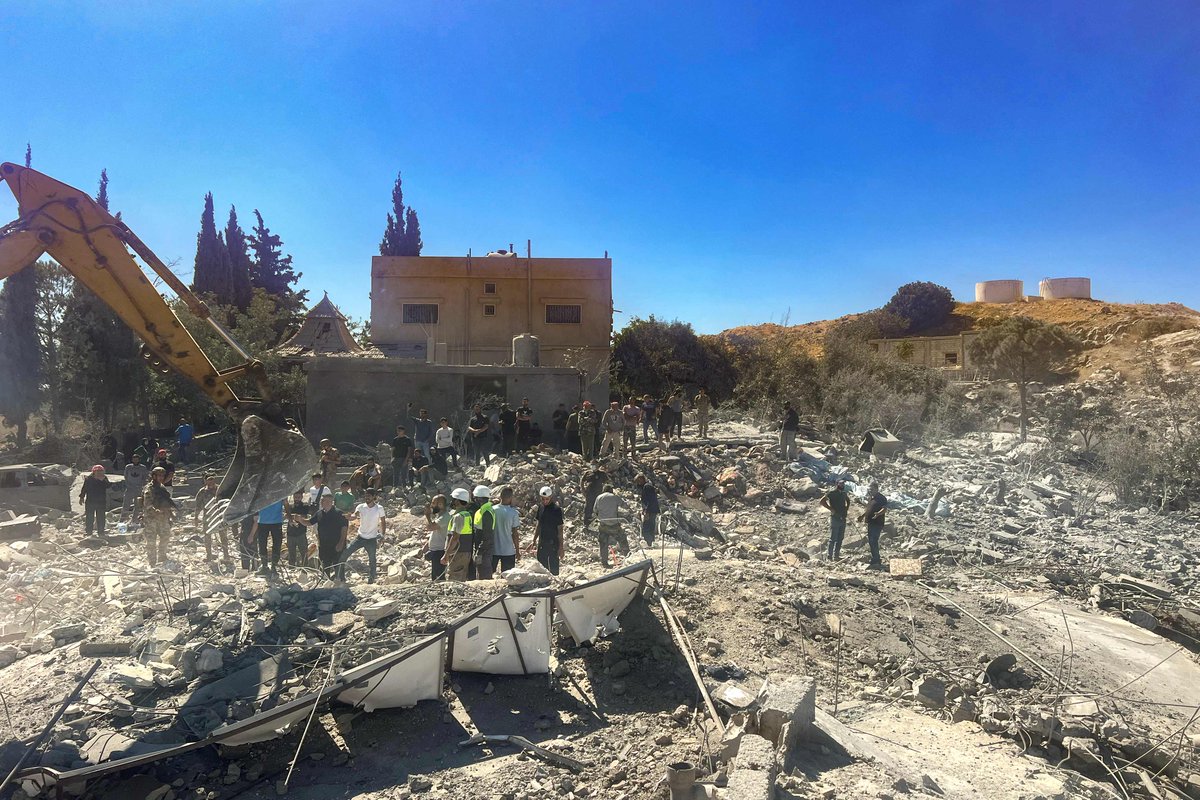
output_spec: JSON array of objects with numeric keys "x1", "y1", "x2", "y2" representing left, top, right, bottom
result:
[
  {"x1": 379, "y1": 172, "x2": 407, "y2": 256},
  {"x1": 96, "y1": 169, "x2": 110, "y2": 211},
  {"x1": 24, "y1": 144, "x2": 31, "y2": 168},
  {"x1": 403, "y1": 207, "x2": 423, "y2": 256},
  {"x1": 225, "y1": 206, "x2": 254, "y2": 310},
  {"x1": 249, "y1": 210, "x2": 305, "y2": 310},
  {"x1": 191, "y1": 192, "x2": 231, "y2": 301},
  {"x1": 0, "y1": 264, "x2": 42, "y2": 447}
]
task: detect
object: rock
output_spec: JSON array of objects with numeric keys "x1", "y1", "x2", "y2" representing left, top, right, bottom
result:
[
  {"x1": 609, "y1": 660, "x2": 631, "y2": 678},
  {"x1": 223, "y1": 763, "x2": 241, "y2": 784},
  {"x1": 704, "y1": 638, "x2": 724, "y2": 656},
  {"x1": 196, "y1": 646, "x2": 223, "y2": 673},
  {"x1": 1127, "y1": 610, "x2": 1157, "y2": 630},
  {"x1": 912, "y1": 676, "x2": 946, "y2": 709},
  {"x1": 409, "y1": 775, "x2": 433, "y2": 792},
  {"x1": 79, "y1": 639, "x2": 133, "y2": 658},
  {"x1": 654, "y1": 733, "x2": 673, "y2": 746},
  {"x1": 112, "y1": 664, "x2": 156, "y2": 689},
  {"x1": 0, "y1": 645, "x2": 24, "y2": 668}
]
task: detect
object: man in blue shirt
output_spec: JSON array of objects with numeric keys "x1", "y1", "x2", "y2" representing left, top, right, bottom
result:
[
  {"x1": 175, "y1": 418, "x2": 195, "y2": 464},
  {"x1": 250, "y1": 498, "x2": 286, "y2": 575}
]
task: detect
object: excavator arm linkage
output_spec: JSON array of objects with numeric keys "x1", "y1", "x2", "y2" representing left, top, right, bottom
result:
[{"x1": 0, "y1": 162, "x2": 315, "y2": 522}]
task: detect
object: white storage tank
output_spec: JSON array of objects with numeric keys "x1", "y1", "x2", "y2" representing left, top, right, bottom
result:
[
  {"x1": 975, "y1": 280, "x2": 1024, "y2": 303},
  {"x1": 1039, "y1": 277, "x2": 1092, "y2": 300},
  {"x1": 512, "y1": 333, "x2": 540, "y2": 367}
]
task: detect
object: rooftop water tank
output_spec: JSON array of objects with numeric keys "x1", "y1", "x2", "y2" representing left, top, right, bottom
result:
[
  {"x1": 1039, "y1": 277, "x2": 1092, "y2": 300},
  {"x1": 975, "y1": 280, "x2": 1024, "y2": 303},
  {"x1": 513, "y1": 333, "x2": 540, "y2": 367}
]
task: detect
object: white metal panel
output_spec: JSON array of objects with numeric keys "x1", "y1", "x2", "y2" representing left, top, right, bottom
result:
[
  {"x1": 450, "y1": 595, "x2": 552, "y2": 675},
  {"x1": 337, "y1": 634, "x2": 446, "y2": 711},
  {"x1": 553, "y1": 561, "x2": 651, "y2": 645}
]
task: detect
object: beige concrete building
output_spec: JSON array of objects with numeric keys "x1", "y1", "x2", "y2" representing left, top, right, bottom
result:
[
  {"x1": 871, "y1": 331, "x2": 981, "y2": 378},
  {"x1": 370, "y1": 252, "x2": 612, "y2": 369}
]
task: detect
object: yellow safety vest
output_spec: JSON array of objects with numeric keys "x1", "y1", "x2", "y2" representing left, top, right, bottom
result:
[
  {"x1": 447, "y1": 509, "x2": 473, "y2": 537},
  {"x1": 473, "y1": 502, "x2": 494, "y2": 531}
]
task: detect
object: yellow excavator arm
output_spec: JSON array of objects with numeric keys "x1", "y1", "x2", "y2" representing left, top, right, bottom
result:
[{"x1": 0, "y1": 162, "x2": 316, "y2": 523}]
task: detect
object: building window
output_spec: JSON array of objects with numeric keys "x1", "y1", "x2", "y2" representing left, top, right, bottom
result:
[
  {"x1": 944, "y1": 352, "x2": 959, "y2": 366},
  {"x1": 484, "y1": 282, "x2": 497, "y2": 295},
  {"x1": 545, "y1": 304, "x2": 582, "y2": 324},
  {"x1": 402, "y1": 303, "x2": 439, "y2": 324},
  {"x1": 483, "y1": 304, "x2": 496, "y2": 317}
]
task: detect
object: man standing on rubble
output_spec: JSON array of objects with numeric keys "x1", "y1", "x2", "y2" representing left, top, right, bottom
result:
[
  {"x1": 669, "y1": 390, "x2": 685, "y2": 439},
  {"x1": 492, "y1": 487, "x2": 520, "y2": 575},
  {"x1": 142, "y1": 466, "x2": 175, "y2": 567},
  {"x1": 594, "y1": 484, "x2": 629, "y2": 568},
  {"x1": 780, "y1": 402, "x2": 799, "y2": 461},
  {"x1": 858, "y1": 481, "x2": 887, "y2": 569},
  {"x1": 154, "y1": 449, "x2": 176, "y2": 486},
  {"x1": 622, "y1": 398, "x2": 642, "y2": 458},
  {"x1": 600, "y1": 401, "x2": 624, "y2": 459},
  {"x1": 175, "y1": 418, "x2": 194, "y2": 465},
  {"x1": 552, "y1": 403, "x2": 569, "y2": 450},
  {"x1": 577, "y1": 401, "x2": 599, "y2": 461},
  {"x1": 694, "y1": 388, "x2": 712, "y2": 439},
  {"x1": 581, "y1": 466, "x2": 608, "y2": 527},
  {"x1": 195, "y1": 473, "x2": 230, "y2": 563},
  {"x1": 532, "y1": 486, "x2": 564, "y2": 575},
  {"x1": 467, "y1": 405, "x2": 492, "y2": 466},
  {"x1": 250, "y1": 498, "x2": 286, "y2": 576},
  {"x1": 391, "y1": 425, "x2": 414, "y2": 489},
  {"x1": 407, "y1": 403, "x2": 435, "y2": 464},
  {"x1": 79, "y1": 464, "x2": 111, "y2": 537},
  {"x1": 820, "y1": 480, "x2": 850, "y2": 561},
  {"x1": 498, "y1": 403, "x2": 517, "y2": 456},
  {"x1": 636, "y1": 473, "x2": 660, "y2": 546},
  {"x1": 472, "y1": 485, "x2": 497, "y2": 579},
  {"x1": 565, "y1": 404, "x2": 582, "y2": 454},
  {"x1": 443, "y1": 487, "x2": 475, "y2": 581},
  {"x1": 121, "y1": 452, "x2": 148, "y2": 523},
  {"x1": 286, "y1": 490, "x2": 310, "y2": 567},
  {"x1": 300, "y1": 493, "x2": 349, "y2": 581},
  {"x1": 343, "y1": 488, "x2": 386, "y2": 583},
  {"x1": 516, "y1": 398, "x2": 535, "y2": 451}
]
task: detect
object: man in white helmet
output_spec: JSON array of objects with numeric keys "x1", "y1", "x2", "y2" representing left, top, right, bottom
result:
[
  {"x1": 471, "y1": 485, "x2": 497, "y2": 579},
  {"x1": 443, "y1": 488, "x2": 475, "y2": 581},
  {"x1": 531, "y1": 485, "x2": 565, "y2": 575}
]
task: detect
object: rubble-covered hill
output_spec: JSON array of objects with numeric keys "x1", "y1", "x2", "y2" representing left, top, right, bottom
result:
[{"x1": 0, "y1": 406, "x2": 1197, "y2": 799}]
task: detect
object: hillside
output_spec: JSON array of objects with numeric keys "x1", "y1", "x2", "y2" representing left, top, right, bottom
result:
[{"x1": 717, "y1": 298, "x2": 1200, "y2": 380}]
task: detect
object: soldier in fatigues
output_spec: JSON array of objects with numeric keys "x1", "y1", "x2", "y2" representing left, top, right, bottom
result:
[
  {"x1": 693, "y1": 388, "x2": 712, "y2": 439},
  {"x1": 577, "y1": 401, "x2": 600, "y2": 462},
  {"x1": 142, "y1": 466, "x2": 176, "y2": 567}
]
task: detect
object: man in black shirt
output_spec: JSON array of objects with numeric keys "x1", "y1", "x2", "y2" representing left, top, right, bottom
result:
[
  {"x1": 516, "y1": 398, "x2": 534, "y2": 451},
  {"x1": 636, "y1": 473, "x2": 660, "y2": 545},
  {"x1": 391, "y1": 426, "x2": 414, "y2": 488},
  {"x1": 858, "y1": 481, "x2": 887, "y2": 569},
  {"x1": 154, "y1": 449, "x2": 176, "y2": 486},
  {"x1": 780, "y1": 403, "x2": 800, "y2": 461},
  {"x1": 819, "y1": 480, "x2": 850, "y2": 560},
  {"x1": 300, "y1": 494, "x2": 349, "y2": 580},
  {"x1": 532, "y1": 486, "x2": 564, "y2": 575},
  {"x1": 551, "y1": 403, "x2": 569, "y2": 450},
  {"x1": 467, "y1": 405, "x2": 491, "y2": 466},
  {"x1": 79, "y1": 465, "x2": 110, "y2": 536},
  {"x1": 286, "y1": 490, "x2": 311, "y2": 567},
  {"x1": 498, "y1": 404, "x2": 517, "y2": 456}
]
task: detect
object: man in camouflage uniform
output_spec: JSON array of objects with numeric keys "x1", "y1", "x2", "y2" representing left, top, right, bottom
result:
[
  {"x1": 577, "y1": 401, "x2": 600, "y2": 462},
  {"x1": 142, "y1": 466, "x2": 176, "y2": 567}
]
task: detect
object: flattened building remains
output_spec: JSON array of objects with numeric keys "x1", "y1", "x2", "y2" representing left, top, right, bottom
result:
[{"x1": 304, "y1": 247, "x2": 613, "y2": 445}]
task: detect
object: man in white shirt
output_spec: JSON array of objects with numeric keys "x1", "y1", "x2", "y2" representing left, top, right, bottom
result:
[
  {"x1": 307, "y1": 473, "x2": 333, "y2": 506},
  {"x1": 491, "y1": 486, "x2": 521, "y2": 574},
  {"x1": 342, "y1": 489, "x2": 386, "y2": 583},
  {"x1": 434, "y1": 417, "x2": 460, "y2": 472}
]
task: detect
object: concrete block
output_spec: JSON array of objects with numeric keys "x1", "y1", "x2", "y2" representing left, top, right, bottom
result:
[
  {"x1": 758, "y1": 675, "x2": 816, "y2": 749},
  {"x1": 912, "y1": 676, "x2": 946, "y2": 708},
  {"x1": 79, "y1": 639, "x2": 133, "y2": 658},
  {"x1": 723, "y1": 768, "x2": 773, "y2": 799},
  {"x1": 0, "y1": 516, "x2": 41, "y2": 541},
  {"x1": 724, "y1": 733, "x2": 776, "y2": 800}
]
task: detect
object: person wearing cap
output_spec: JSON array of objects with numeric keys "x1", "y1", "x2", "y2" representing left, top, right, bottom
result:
[
  {"x1": 471, "y1": 485, "x2": 497, "y2": 579},
  {"x1": 857, "y1": 481, "x2": 887, "y2": 569},
  {"x1": 600, "y1": 401, "x2": 624, "y2": 459},
  {"x1": 577, "y1": 401, "x2": 599, "y2": 461},
  {"x1": 491, "y1": 487, "x2": 521, "y2": 575},
  {"x1": 195, "y1": 473, "x2": 230, "y2": 562},
  {"x1": 154, "y1": 449, "x2": 176, "y2": 486},
  {"x1": 299, "y1": 493, "x2": 349, "y2": 580},
  {"x1": 820, "y1": 480, "x2": 851, "y2": 561},
  {"x1": 343, "y1": 488, "x2": 387, "y2": 583},
  {"x1": 423, "y1": 494, "x2": 450, "y2": 581},
  {"x1": 142, "y1": 466, "x2": 176, "y2": 566},
  {"x1": 594, "y1": 484, "x2": 629, "y2": 568},
  {"x1": 121, "y1": 452, "x2": 149, "y2": 523},
  {"x1": 532, "y1": 486, "x2": 565, "y2": 575},
  {"x1": 79, "y1": 465, "x2": 111, "y2": 537},
  {"x1": 443, "y1": 488, "x2": 475, "y2": 581}
]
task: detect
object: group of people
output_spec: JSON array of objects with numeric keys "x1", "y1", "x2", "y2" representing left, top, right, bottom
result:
[{"x1": 819, "y1": 479, "x2": 889, "y2": 568}]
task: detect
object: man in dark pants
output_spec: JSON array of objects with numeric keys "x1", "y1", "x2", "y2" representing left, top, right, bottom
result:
[
  {"x1": 286, "y1": 491, "x2": 311, "y2": 567},
  {"x1": 467, "y1": 405, "x2": 492, "y2": 466},
  {"x1": 580, "y1": 467, "x2": 608, "y2": 526},
  {"x1": 498, "y1": 404, "x2": 517, "y2": 456},
  {"x1": 516, "y1": 398, "x2": 534, "y2": 450},
  {"x1": 858, "y1": 481, "x2": 887, "y2": 569},
  {"x1": 391, "y1": 425, "x2": 414, "y2": 488},
  {"x1": 532, "y1": 486, "x2": 564, "y2": 575},
  {"x1": 820, "y1": 480, "x2": 850, "y2": 560},
  {"x1": 250, "y1": 499, "x2": 286, "y2": 575},
  {"x1": 551, "y1": 403, "x2": 569, "y2": 450},
  {"x1": 300, "y1": 494, "x2": 349, "y2": 581},
  {"x1": 79, "y1": 465, "x2": 110, "y2": 536},
  {"x1": 636, "y1": 473, "x2": 659, "y2": 545}
]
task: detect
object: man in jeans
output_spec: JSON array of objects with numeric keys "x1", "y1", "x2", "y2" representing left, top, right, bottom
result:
[
  {"x1": 600, "y1": 401, "x2": 624, "y2": 459},
  {"x1": 250, "y1": 498, "x2": 286, "y2": 575},
  {"x1": 621, "y1": 399, "x2": 642, "y2": 458},
  {"x1": 593, "y1": 485, "x2": 629, "y2": 568},
  {"x1": 780, "y1": 402, "x2": 799, "y2": 461},
  {"x1": 391, "y1": 425, "x2": 413, "y2": 488},
  {"x1": 858, "y1": 481, "x2": 887, "y2": 569},
  {"x1": 121, "y1": 453, "x2": 148, "y2": 522},
  {"x1": 819, "y1": 480, "x2": 850, "y2": 560},
  {"x1": 175, "y1": 418, "x2": 194, "y2": 464},
  {"x1": 344, "y1": 489, "x2": 386, "y2": 583},
  {"x1": 467, "y1": 405, "x2": 492, "y2": 466},
  {"x1": 79, "y1": 465, "x2": 110, "y2": 537},
  {"x1": 407, "y1": 403, "x2": 435, "y2": 462},
  {"x1": 577, "y1": 401, "x2": 599, "y2": 461}
]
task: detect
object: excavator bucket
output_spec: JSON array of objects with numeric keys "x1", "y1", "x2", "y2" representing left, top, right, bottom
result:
[{"x1": 219, "y1": 415, "x2": 317, "y2": 524}]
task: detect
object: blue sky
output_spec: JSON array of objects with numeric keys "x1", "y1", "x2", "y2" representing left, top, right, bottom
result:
[{"x1": 3, "y1": 1, "x2": 1197, "y2": 334}]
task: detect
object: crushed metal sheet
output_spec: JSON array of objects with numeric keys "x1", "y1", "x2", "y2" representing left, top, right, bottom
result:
[
  {"x1": 337, "y1": 633, "x2": 446, "y2": 711},
  {"x1": 448, "y1": 595, "x2": 551, "y2": 674},
  {"x1": 209, "y1": 682, "x2": 344, "y2": 747},
  {"x1": 550, "y1": 559, "x2": 652, "y2": 645}
]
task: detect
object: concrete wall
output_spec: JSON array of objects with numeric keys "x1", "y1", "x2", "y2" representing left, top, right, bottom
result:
[
  {"x1": 870, "y1": 331, "x2": 981, "y2": 375},
  {"x1": 304, "y1": 358, "x2": 610, "y2": 445},
  {"x1": 370, "y1": 254, "x2": 612, "y2": 369}
]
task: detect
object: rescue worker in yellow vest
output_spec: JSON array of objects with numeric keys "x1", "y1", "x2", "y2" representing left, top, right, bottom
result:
[
  {"x1": 472, "y1": 485, "x2": 497, "y2": 579},
  {"x1": 443, "y1": 488, "x2": 475, "y2": 581}
]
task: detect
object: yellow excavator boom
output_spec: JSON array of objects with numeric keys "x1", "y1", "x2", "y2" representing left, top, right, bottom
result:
[{"x1": 0, "y1": 162, "x2": 316, "y2": 523}]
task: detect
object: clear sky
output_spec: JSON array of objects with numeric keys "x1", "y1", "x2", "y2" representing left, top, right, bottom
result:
[{"x1": 3, "y1": 1, "x2": 1197, "y2": 334}]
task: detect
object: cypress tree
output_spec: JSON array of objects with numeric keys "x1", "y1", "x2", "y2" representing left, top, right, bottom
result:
[
  {"x1": 225, "y1": 206, "x2": 254, "y2": 310},
  {"x1": 191, "y1": 193, "x2": 231, "y2": 300},
  {"x1": 403, "y1": 207, "x2": 423, "y2": 256},
  {"x1": 24, "y1": 144, "x2": 31, "y2": 168},
  {"x1": 96, "y1": 169, "x2": 110, "y2": 211},
  {"x1": 379, "y1": 172, "x2": 407, "y2": 256},
  {"x1": 249, "y1": 210, "x2": 305, "y2": 308}
]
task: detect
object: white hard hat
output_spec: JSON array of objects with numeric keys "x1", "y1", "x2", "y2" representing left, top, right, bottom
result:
[
  {"x1": 539, "y1": 486, "x2": 554, "y2": 498},
  {"x1": 451, "y1": 488, "x2": 471, "y2": 503},
  {"x1": 472, "y1": 485, "x2": 491, "y2": 499}
]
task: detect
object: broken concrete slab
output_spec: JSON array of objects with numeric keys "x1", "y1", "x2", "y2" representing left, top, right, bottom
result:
[
  {"x1": 757, "y1": 675, "x2": 816, "y2": 753},
  {"x1": 179, "y1": 653, "x2": 292, "y2": 737},
  {"x1": 888, "y1": 558, "x2": 923, "y2": 577},
  {"x1": 0, "y1": 515, "x2": 41, "y2": 541},
  {"x1": 724, "y1": 733, "x2": 776, "y2": 799}
]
